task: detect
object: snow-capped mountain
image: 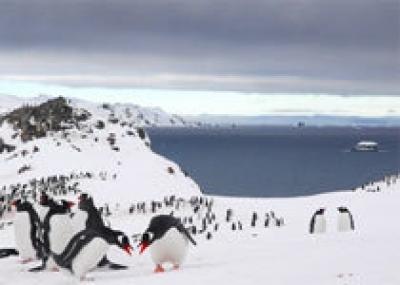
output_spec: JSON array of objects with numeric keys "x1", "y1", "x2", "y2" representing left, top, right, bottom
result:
[
  {"x1": 0, "y1": 94, "x2": 198, "y2": 128},
  {"x1": 0, "y1": 96, "x2": 201, "y2": 205}
]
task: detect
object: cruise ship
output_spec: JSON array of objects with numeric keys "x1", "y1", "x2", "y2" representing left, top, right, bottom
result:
[{"x1": 352, "y1": 141, "x2": 379, "y2": 152}]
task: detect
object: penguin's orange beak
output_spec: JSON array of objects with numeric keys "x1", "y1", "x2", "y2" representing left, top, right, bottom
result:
[
  {"x1": 67, "y1": 201, "x2": 75, "y2": 208},
  {"x1": 123, "y1": 244, "x2": 133, "y2": 255},
  {"x1": 139, "y1": 241, "x2": 149, "y2": 254}
]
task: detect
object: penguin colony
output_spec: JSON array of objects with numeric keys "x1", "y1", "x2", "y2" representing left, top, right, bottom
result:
[
  {"x1": 353, "y1": 173, "x2": 400, "y2": 193},
  {"x1": 4, "y1": 188, "x2": 287, "y2": 280},
  {"x1": 11, "y1": 192, "x2": 134, "y2": 281}
]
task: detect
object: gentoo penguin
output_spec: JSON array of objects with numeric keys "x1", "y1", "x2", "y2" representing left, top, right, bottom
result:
[
  {"x1": 337, "y1": 207, "x2": 355, "y2": 232},
  {"x1": 72, "y1": 193, "x2": 128, "y2": 270},
  {"x1": 12, "y1": 199, "x2": 41, "y2": 263},
  {"x1": 139, "y1": 215, "x2": 196, "y2": 273},
  {"x1": 309, "y1": 208, "x2": 326, "y2": 234},
  {"x1": 51, "y1": 228, "x2": 132, "y2": 281},
  {"x1": 34, "y1": 192, "x2": 52, "y2": 222},
  {"x1": 31, "y1": 198, "x2": 75, "y2": 272}
]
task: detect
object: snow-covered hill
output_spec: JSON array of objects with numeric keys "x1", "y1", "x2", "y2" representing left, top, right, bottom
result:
[
  {"x1": 0, "y1": 94, "x2": 198, "y2": 128},
  {"x1": 0, "y1": 96, "x2": 201, "y2": 204}
]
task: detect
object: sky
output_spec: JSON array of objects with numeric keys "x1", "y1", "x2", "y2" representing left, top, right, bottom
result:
[{"x1": 0, "y1": 0, "x2": 399, "y2": 116}]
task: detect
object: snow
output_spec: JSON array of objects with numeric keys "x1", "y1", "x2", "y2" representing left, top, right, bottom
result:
[
  {"x1": 0, "y1": 96, "x2": 399, "y2": 284},
  {"x1": 0, "y1": 182, "x2": 399, "y2": 285}
]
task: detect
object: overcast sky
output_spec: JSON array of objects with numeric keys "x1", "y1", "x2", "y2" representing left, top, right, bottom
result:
[{"x1": 0, "y1": 0, "x2": 399, "y2": 115}]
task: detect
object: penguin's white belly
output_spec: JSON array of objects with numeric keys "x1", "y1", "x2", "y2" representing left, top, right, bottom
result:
[
  {"x1": 72, "y1": 238, "x2": 109, "y2": 278},
  {"x1": 314, "y1": 215, "x2": 326, "y2": 234},
  {"x1": 35, "y1": 205, "x2": 49, "y2": 222},
  {"x1": 14, "y1": 213, "x2": 36, "y2": 259},
  {"x1": 49, "y1": 216, "x2": 75, "y2": 255},
  {"x1": 337, "y1": 213, "x2": 352, "y2": 232},
  {"x1": 150, "y1": 228, "x2": 188, "y2": 266},
  {"x1": 71, "y1": 210, "x2": 88, "y2": 234}
]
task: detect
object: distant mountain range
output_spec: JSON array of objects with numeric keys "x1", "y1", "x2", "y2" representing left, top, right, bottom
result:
[{"x1": 186, "y1": 114, "x2": 400, "y2": 127}]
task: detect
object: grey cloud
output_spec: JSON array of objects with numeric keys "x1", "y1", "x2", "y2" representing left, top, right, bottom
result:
[{"x1": 0, "y1": 0, "x2": 398, "y2": 94}]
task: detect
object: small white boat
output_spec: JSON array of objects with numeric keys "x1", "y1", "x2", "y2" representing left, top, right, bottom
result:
[{"x1": 352, "y1": 141, "x2": 379, "y2": 152}]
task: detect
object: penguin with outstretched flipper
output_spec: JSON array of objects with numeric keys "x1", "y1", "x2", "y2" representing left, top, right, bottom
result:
[
  {"x1": 71, "y1": 193, "x2": 128, "y2": 270},
  {"x1": 30, "y1": 198, "x2": 75, "y2": 272},
  {"x1": 51, "y1": 228, "x2": 132, "y2": 281}
]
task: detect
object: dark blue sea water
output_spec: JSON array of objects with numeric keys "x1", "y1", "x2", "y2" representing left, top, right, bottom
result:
[{"x1": 147, "y1": 127, "x2": 400, "y2": 198}]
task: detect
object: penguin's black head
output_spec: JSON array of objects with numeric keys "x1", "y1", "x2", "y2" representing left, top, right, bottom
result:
[
  {"x1": 60, "y1": 199, "x2": 75, "y2": 210},
  {"x1": 40, "y1": 192, "x2": 49, "y2": 206},
  {"x1": 49, "y1": 199, "x2": 75, "y2": 213},
  {"x1": 337, "y1": 207, "x2": 348, "y2": 213},
  {"x1": 11, "y1": 199, "x2": 32, "y2": 211},
  {"x1": 114, "y1": 232, "x2": 133, "y2": 255},
  {"x1": 316, "y1": 208, "x2": 325, "y2": 215},
  {"x1": 139, "y1": 215, "x2": 180, "y2": 254},
  {"x1": 78, "y1": 193, "x2": 94, "y2": 211},
  {"x1": 139, "y1": 231, "x2": 154, "y2": 254}
]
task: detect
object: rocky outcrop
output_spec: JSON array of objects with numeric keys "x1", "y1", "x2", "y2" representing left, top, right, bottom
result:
[{"x1": 0, "y1": 97, "x2": 91, "y2": 142}]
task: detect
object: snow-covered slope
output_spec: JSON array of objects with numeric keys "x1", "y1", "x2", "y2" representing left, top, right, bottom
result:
[{"x1": 0, "y1": 96, "x2": 201, "y2": 203}]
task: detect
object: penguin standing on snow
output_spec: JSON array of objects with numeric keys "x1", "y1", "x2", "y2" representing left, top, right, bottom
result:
[
  {"x1": 51, "y1": 228, "x2": 133, "y2": 281},
  {"x1": 30, "y1": 198, "x2": 75, "y2": 272},
  {"x1": 337, "y1": 207, "x2": 355, "y2": 232},
  {"x1": 71, "y1": 193, "x2": 128, "y2": 270},
  {"x1": 139, "y1": 215, "x2": 196, "y2": 273},
  {"x1": 12, "y1": 199, "x2": 41, "y2": 263},
  {"x1": 309, "y1": 208, "x2": 326, "y2": 234}
]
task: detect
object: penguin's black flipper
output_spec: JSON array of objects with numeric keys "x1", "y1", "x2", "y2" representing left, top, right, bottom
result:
[
  {"x1": 28, "y1": 262, "x2": 46, "y2": 272},
  {"x1": 0, "y1": 248, "x2": 18, "y2": 258},
  {"x1": 97, "y1": 255, "x2": 109, "y2": 267},
  {"x1": 177, "y1": 224, "x2": 197, "y2": 246},
  {"x1": 97, "y1": 255, "x2": 128, "y2": 270},
  {"x1": 107, "y1": 262, "x2": 129, "y2": 270}
]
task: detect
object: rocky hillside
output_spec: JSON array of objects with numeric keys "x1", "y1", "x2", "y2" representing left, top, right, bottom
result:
[
  {"x1": 0, "y1": 96, "x2": 201, "y2": 207},
  {"x1": 0, "y1": 94, "x2": 199, "y2": 128}
]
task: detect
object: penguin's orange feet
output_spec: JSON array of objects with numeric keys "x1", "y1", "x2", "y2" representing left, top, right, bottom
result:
[
  {"x1": 21, "y1": 258, "x2": 33, "y2": 264},
  {"x1": 154, "y1": 264, "x2": 165, "y2": 273},
  {"x1": 51, "y1": 267, "x2": 59, "y2": 272},
  {"x1": 173, "y1": 264, "x2": 180, "y2": 270}
]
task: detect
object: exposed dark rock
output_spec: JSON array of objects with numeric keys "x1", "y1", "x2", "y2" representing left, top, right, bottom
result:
[
  {"x1": 95, "y1": 120, "x2": 105, "y2": 129},
  {"x1": 137, "y1": 128, "x2": 146, "y2": 140},
  {"x1": 0, "y1": 97, "x2": 91, "y2": 142},
  {"x1": 18, "y1": 165, "x2": 31, "y2": 174}
]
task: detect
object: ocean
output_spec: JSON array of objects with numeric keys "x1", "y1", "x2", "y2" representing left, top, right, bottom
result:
[{"x1": 147, "y1": 127, "x2": 400, "y2": 198}]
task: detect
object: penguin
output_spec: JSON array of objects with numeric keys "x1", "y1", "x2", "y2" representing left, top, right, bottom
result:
[
  {"x1": 139, "y1": 215, "x2": 196, "y2": 273},
  {"x1": 12, "y1": 199, "x2": 41, "y2": 263},
  {"x1": 71, "y1": 193, "x2": 128, "y2": 270},
  {"x1": 337, "y1": 207, "x2": 355, "y2": 232},
  {"x1": 34, "y1": 192, "x2": 52, "y2": 222},
  {"x1": 30, "y1": 198, "x2": 75, "y2": 272},
  {"x1": 309, "y1": 208, "x2": 326, "y2": 234},
  {"x1": 51, "y1": 228, "x2": 133, "y2": 281}
]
